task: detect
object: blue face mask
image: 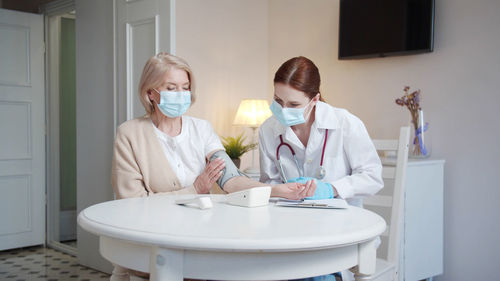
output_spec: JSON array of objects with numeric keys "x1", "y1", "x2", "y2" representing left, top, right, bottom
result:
[
  {"x1": 270, "y1": 100, "x2": 309, "y2": 127},
  {"x1": 155, "y1": 90, "x2": 191, "y2": 118}
]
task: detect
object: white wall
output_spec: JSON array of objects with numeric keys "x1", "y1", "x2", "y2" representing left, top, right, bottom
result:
[
  {"x1": 268, "y1": 0, "x2": 500, "y2": 280},
  {"x1": 75, "y1": 0, "x2": 114, "y2": 273},
  {"x1": 176, "y1": 0, "x2": 269, "y2": 170},
  {"x1": 73, "y1": 0, "x2": 499, "y2": 278}
]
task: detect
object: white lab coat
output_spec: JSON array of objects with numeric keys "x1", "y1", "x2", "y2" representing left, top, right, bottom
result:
[{"x1": 259, "y1": 101, "x2": 383, "y2": 207}]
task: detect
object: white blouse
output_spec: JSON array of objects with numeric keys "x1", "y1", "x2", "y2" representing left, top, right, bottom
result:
[{"x1": 152, "y1": 115, "x2": 224, "y2": 187}]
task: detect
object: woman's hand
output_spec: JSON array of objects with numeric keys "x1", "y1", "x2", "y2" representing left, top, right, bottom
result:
[
  {"x1": 286, "y1": 177, "x2": 336, "y2": 200},
  {"x1": 271, "y1": 180, "x2": 317, "y2": 200},
  {"x1": 193, "y1": 158, "x2": 225, "y2": 194}
]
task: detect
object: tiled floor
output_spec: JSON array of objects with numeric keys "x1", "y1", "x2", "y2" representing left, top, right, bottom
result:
[
  {"x1": 61, "y1": 240, "x2": 77, "y2": 248},
  {"x1": 0, "y1": 245, "x2": 110, "y2": 281}
]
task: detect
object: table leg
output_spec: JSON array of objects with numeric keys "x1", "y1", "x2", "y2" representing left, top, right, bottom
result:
[
  {"x1": 149, "y1": 247, "x2": 184, "y2": 281},
  {"x1": 353, "y1": 238, "x2": 377, "y2": 281}
]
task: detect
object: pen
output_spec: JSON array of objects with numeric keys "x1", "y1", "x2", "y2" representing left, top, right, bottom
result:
[{"x1": 299, "y1": 203, "x2": 328, "y2": 207}]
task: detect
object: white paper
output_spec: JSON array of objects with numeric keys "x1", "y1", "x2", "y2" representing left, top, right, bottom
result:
[
  {"x1": 269, "y1": 197, "x2": 304, "y2": 203},
  {"x1": 275, "y1": 198, "x2": 348, "y2": 209}
]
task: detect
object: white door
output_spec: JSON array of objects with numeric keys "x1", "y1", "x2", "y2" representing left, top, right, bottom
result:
[
  {"x1": 115, "y1": 0, "x2": 175, "y2": 124},
  {"x1": 0, "y1": 8, "x2": 45, "y2": 250},
  {"x1": 76, "y1": 0, "x2": 174, "y2": 273}
]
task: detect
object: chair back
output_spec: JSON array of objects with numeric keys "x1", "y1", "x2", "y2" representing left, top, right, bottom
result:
[{"x1": 364, "y1": 126, "x2": 410, "y2": 280}]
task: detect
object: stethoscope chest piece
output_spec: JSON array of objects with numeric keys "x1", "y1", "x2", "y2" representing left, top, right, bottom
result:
[
  {"x1": 277, "y1": 129, "x2": 329, "y2": 183},
  {"x1": 316, "y1": 166, "x2": 326, "y2": 180}
]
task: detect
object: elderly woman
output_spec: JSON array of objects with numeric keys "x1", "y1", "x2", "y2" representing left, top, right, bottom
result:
[{"x1": 111, "y1": 53, "x2": 316, "y2": 281}]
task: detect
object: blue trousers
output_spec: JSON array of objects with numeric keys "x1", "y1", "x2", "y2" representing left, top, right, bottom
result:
[{"x1": 292, "y1": 272, "x2": 342, "y2": 281}]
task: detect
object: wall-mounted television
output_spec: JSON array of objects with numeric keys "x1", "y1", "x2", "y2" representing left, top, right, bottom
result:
[{"x1": 338, "y1": 0, "x2": 435, "y2": 60}]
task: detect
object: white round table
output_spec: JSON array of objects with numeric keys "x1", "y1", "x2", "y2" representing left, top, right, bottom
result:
[{"x1": 78, "y1": 194, "x2": 385, "y2": 281}]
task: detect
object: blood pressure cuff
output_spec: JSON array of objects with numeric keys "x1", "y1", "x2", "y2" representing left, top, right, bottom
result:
[{"x1": 209, "y1": 150, "x2": 246, "y2": 190}]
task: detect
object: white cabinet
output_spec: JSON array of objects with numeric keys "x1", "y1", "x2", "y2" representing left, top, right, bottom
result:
[
  {"x1": 245, "y1": 159, "x2": 444, "y2": 281},
  {"x1": 399, "y1": 159, "x2": 444, "y2": 281}
]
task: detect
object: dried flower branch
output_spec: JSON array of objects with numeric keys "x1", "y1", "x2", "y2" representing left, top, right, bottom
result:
[
  {"x1": 395, "y1": 86, "x2": 421, "y2": 132},
  {"x1": 395, "y1": 86, "x2": 428, "y2": 156}
]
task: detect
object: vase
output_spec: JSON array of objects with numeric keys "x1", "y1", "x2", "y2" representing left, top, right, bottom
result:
[
  {"x1": 409, "y1": 110, "x2": 431, "y2": 158},
  {"x1": 231, "y1": 158, "x2": 241, "y2": 169}
]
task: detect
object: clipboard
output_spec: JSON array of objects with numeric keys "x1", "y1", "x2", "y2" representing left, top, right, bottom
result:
[{"x1": 275, "y1": 198, "x2": 348, "y2": 209}]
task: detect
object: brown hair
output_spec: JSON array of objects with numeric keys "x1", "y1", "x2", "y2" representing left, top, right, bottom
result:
[
  {"x1": 138, "y1": 52, "x2": 196, "y2": 115},
  {"x1": 273, "y1": 56, "x2": 324, "y2": 101}
]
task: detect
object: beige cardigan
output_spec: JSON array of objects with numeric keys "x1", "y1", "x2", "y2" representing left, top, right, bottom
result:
[{"x1": 111, "y1": 116, "x2": 198, "y2": 199}]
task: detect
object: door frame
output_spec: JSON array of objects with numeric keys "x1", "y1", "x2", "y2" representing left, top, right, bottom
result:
[{"x1": 41, "y1": 0, "x2": 77, "y2": 257}]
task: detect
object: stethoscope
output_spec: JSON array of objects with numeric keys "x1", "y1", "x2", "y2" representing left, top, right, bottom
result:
[{"x1": 276, "y1": 129, "x2": 328, "y2": 183}]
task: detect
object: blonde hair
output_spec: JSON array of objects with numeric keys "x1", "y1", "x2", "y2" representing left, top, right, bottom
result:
[{"x1": 138, "y1": 52, "x2": 196, "y2": 115}]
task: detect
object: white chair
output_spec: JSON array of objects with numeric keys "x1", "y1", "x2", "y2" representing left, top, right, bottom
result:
[{"x1": 362, "y1": 126, "x2": 410, "y2": 281}]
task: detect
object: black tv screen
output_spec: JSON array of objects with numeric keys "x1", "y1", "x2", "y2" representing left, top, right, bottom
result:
[{"x1": 338, "y1": 0, "x2": 435, "y2": 59}]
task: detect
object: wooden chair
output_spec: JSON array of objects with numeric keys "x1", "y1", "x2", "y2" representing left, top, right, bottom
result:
[{"x1": 362, "y1": 126, "x2": 410, "y2": 281}]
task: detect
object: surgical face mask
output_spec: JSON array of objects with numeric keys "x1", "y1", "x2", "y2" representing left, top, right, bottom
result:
[
  {"x1": 154, "y1": 89, "x2": 191, "y2": 118},
  {"x1": 270, "y1": 99, "x2": 312, "y2": 127}
]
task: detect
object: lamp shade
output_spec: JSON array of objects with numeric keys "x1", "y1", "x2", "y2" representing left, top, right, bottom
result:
[{"x1": 233, "y1": 99, "x2": 272, "y2": 127}]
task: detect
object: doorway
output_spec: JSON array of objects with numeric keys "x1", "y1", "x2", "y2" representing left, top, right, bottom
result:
[
  {"x1": 45, "y1": 7, "x2": 77, "y2": 256},
  {"x1": 0, "y1": 7, "x2": 45, "y2": 251}
]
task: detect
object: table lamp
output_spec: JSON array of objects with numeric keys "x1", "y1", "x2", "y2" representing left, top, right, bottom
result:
[{"x1": 233, "y1": 99, "x2": 272, "y2": 174}]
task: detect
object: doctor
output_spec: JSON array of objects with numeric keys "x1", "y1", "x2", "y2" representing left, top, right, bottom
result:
[
  {"x1": 259, "y1": 56, "x2": 383, "y2": 207},
  {"x1": 259, "y1": 56, "x2": 383, "y2": 281}
]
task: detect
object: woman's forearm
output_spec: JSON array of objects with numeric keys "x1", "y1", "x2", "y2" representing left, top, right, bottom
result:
[{"x1": 222, "y1": 176, "x2": 267, "y2": 193}]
